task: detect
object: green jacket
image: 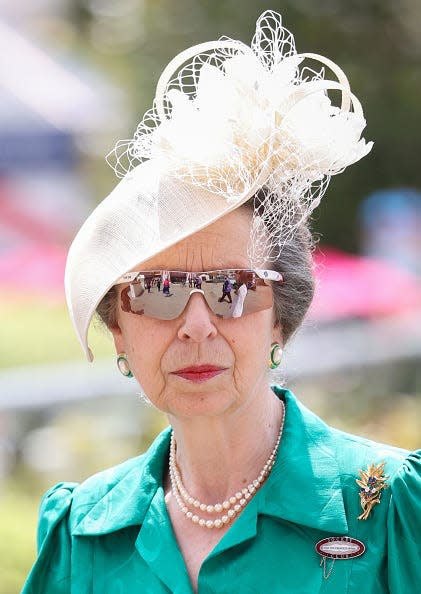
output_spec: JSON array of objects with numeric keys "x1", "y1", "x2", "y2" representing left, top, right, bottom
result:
[{"x1": 22, "y1": 388, "x2": 421, "y2": 593}]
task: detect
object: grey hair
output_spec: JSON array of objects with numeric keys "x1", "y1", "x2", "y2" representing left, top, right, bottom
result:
[
  {"x1": 96, "y1": 285, "x2": 118, "y2": 330},
  {"x1": 242, "y1": 192, "x2": 315, "y2": 343},
  {"x1": 96, "y1": 193, "x2": 316, "y2": 343}
]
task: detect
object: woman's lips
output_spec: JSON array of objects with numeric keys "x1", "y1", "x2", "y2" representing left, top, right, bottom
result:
[{"x1": 171, "y1": 365, "x2": 227, "y2": 383}]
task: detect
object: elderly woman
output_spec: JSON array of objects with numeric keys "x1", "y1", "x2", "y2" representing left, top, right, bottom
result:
[{"x1": 23, "y1": 12, "x2": 420, "y2": 594}]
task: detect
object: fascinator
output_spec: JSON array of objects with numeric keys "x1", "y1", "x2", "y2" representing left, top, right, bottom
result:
[{"x1": 65, "y1": 10, "x2": 372, "y2": 361}]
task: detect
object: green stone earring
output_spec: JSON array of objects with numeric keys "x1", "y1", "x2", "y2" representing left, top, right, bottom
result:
[
  {"x1": 117, "y1": 353, "x2": 133, "y2": 377},
  {"x1": 268, "y1": 342, "x2": 283, "y2": 369}
]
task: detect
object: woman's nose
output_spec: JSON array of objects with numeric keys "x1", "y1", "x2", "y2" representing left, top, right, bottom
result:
[{"x1": 177, "y1": 291, "x2": 218, "y2": 342}]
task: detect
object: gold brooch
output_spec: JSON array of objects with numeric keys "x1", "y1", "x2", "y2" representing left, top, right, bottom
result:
[{"x1": 356, "y1": 461, "x2": 388, "y2": 520}]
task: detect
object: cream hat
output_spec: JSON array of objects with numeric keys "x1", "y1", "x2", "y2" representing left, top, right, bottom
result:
[{"x1": 65, "y1": 11, "x2": 372, "y2": 361}]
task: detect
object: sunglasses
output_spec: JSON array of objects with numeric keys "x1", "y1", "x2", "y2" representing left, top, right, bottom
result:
[{"x1": 114, "y1": 269, "x2": 283, "y2": 320}]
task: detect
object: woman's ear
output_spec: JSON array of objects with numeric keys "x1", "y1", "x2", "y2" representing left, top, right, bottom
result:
[
  {"x1": 272, "y1": 321, "x2": 283, "y2": 346},
  {"x1": 109, "y1": 322, "x2": 125, "y2": 355}
]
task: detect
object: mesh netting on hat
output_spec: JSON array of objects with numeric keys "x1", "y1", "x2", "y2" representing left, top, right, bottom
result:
[{"x1": 107, "y1": 10, "x2": 372, "y2": 266}]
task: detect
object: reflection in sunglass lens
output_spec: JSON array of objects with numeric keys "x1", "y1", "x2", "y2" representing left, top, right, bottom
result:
[{"x1": 120, "y1": 270, "x2": 275, "y2": 320}]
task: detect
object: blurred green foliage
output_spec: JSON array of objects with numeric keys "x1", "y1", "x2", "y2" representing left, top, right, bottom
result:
[
  {"x1": 0, "y1": 486, "x2": 39, "y2": 594},
  {"x1": 0, "y1": 295, "x2": 114, "y2": 368}
]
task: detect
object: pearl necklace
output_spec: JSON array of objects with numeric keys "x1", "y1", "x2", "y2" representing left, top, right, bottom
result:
[{"x1": 169, "y1": 400, "x2": 285, "y2": 529}]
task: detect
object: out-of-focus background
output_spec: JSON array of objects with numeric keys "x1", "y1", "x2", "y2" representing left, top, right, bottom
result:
[{"x1": 1, "y1": 1, "x2": 420, "y2": 591}]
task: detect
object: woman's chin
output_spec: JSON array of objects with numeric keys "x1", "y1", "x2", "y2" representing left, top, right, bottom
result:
[{"x1": 164, "y1": 380, "x2": 237, "y2": 418}]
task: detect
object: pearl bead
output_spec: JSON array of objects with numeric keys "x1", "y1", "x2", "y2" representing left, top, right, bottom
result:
[{"x1": 169, "y1": 400, "x2": 285, "y2": 530}]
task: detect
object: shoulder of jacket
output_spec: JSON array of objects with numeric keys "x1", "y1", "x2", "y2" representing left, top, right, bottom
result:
[
  {"x1": 68, "y1": 426, "x2": 171, "y2": 529},
  {"x1": 329, "y1": 425, "x2": 409, "y2": 480},
  {"x1": 72, "y1": 451, "x2": 148, "y2": 507}
]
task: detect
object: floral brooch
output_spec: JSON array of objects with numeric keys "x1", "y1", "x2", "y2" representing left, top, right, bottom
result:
[{"x1": 356, "y1": 461, "x2": 389, "y2": 520}]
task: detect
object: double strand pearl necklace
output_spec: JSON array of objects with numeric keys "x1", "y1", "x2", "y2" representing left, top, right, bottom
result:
[{"x1": 169, "y1": 400, "x2": 285, "y2": 529}]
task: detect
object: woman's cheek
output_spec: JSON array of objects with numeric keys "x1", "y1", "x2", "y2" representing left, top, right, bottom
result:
[{"x1": 133, "y1": 323, "x2": 172, "y2": 376}]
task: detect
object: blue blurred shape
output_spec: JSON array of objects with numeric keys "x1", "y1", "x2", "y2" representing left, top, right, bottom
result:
[
  {"x1": 360, "y1": 188, "x2": 421, "y2": 276},
  {"x1": 0, "y1": 129, "x2": 75, "y2": 172}
]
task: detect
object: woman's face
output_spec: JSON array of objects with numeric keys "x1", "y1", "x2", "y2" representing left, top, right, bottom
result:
[{"x1": 111, "y1": 209, "x2": 282, "y2": 419}]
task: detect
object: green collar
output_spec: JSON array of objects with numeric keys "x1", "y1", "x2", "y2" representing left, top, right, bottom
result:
[
  {"x1": 259, "y1": 386, "x2": 348, "y2": 534},
  {"x1": 72, "y1": 387, "x2": 347, "y2": 537}
]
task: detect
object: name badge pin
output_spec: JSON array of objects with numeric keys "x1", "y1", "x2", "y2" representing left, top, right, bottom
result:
[{"x1": 315, "y1": 536, "x2": 365, "y2": 579}]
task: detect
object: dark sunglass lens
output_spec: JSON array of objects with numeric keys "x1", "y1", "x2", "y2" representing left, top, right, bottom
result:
[{"x1": 120, "y1": 270, "x2": 272, "y2": 319}]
